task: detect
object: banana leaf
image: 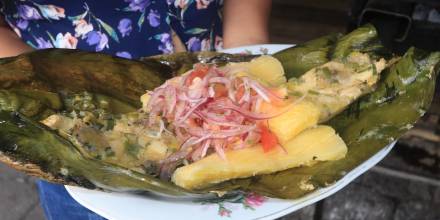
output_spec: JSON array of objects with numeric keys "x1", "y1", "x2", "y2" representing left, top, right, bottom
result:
[
  {"x1": 140, "y1": 51, "x2": 256, "y2": 76},
  {"x1": 273, "y1": 24, "x2": 391, "y2": 79},
  {"x1": 0, "y1": 25, "x2": 438, "y2": 199}
]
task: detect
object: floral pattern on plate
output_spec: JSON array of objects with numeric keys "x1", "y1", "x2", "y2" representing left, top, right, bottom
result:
[{"x1": 199, "y1": 192, "x2": 267, "y2": 217}]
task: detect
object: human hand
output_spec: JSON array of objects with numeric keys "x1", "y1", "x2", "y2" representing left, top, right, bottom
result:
[
  {"x1": 223, "y1": 0, "x2": 271, "y2": 48},
  {"x1": 0, "y1": 17, "x2": 33, "y2": 58}
]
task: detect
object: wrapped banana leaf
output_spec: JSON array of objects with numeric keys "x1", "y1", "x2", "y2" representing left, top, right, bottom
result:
[
  {"x1": 273, "y1": 24, "x2": 391, "y2": 79},
  {"x1": 0, "y1": 24, "x2": 438, "y2": 199}
]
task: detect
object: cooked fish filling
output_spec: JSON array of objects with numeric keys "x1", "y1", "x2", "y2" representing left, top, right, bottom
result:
[{"x1": 41, "y1": 53, "x2": 386, "y2": 189}]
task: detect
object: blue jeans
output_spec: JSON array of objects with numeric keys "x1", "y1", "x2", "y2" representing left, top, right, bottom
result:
[{"x1": 37, "y1": 180, "x2": 106, "y2": 220}]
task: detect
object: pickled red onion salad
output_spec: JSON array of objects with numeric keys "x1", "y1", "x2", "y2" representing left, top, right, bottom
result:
[{"x1": 144, "y1": 64, "x2": 289, "y2": 175}]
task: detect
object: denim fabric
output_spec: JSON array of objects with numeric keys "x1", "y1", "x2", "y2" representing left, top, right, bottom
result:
[{"x1": 37, "y1": 181, "x2": 106, "y2": 220}]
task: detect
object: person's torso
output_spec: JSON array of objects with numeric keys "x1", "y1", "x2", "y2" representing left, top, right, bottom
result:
[{"x1": 0, "y1": 0, "x2": 223, "y2": 58}]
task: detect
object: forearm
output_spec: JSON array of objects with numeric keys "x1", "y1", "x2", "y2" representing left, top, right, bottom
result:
[
  {"x1": 0, "y1": 19, "x2": 33, "y2": 58},
  {"x1": 222, "y1": 0, "x2": 271, "y2": 48}
]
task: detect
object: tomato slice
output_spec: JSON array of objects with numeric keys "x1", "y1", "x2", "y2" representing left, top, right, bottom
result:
[
  {"x1": 213, "y1": 84, "x2": 228, "y2": 98},
  {"x1": 235, "y1": 86, "x2": 245, "y2": 101},
  {"x1": 186, "y1": 64, "x2": 209, "y2": 85},
  {"x1": 259, "y1": 124, "x2": 279, "y2": 153}
]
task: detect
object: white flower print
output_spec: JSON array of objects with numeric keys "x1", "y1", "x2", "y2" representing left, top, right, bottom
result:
[
  {"x1": 174, "y1": 0, "x2": 189, "y2": 9},
  {"x1": 54, "y1": 32, "x2": 78, "y2": 49},
  {"x1": 73, "y1": 19, "x2": 94, "y2": 39},
  {"x1": 38, "y1": 4, "x2": 66, "y2": 20}
]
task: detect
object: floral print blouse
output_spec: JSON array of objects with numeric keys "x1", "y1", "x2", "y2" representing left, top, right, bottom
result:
[{"x1": 0, "y1": 0, "x2": 224, "y2": 59}]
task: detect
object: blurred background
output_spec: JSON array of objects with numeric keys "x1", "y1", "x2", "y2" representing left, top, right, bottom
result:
[{"x1": 1, "y1": 0, "x2": 439, "y2": 219}]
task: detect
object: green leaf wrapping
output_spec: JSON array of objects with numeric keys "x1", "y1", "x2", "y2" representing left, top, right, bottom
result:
[
  {"x1": 274, "y1": 24, "x2": 390, "y2": 79},
  {"x1": 0, "y1": 25, "x2": 438, "y2": 199},
  {"x1": 273, "y1": 33, "x2": 340, "y2": 79}
]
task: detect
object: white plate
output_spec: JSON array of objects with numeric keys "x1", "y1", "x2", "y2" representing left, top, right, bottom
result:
[{"x1": 66, "y1": 44, "x2": 396, "y2": 220}]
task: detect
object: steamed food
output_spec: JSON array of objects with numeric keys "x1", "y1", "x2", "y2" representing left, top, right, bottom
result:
[
  {"x1": 40, "y1": 53, "x2": 387, "y2": 189},
  {"x1": 0, "y1": 24, "x2": 438, "y2": 199},
  {"x1": 173, "y1": 126, "x2": 347, "y2": 190}
]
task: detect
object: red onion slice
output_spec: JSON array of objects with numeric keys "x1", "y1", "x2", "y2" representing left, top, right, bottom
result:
[{"x1": 145, "y1": 63, "x2": 292, "y2": 162}]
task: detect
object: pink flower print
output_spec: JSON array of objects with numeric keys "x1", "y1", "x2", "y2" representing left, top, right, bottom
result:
[
  {"x1": 54, "y1": 32, "x2": 78, "y2": 49},
  {"x1": 38, "y1": 5, "x2": 65, "y2": 20},
  {"x1": 244, "y1": 192, "x2": 266, "y2": 208},
  {"x1": 196, "y1": 0, "x2": 212, "y2": 9},
  {"x1": 218, "y1": 205, "x2": 232, "y2": 217},
  {"x1": 73, "y1": 19, "x2": 93, "y2": 39}
]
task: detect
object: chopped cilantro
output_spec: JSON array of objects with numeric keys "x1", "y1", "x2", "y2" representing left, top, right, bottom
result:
[{"x1": 124, "y1": 138, "x2": 142, "y2": 158}]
